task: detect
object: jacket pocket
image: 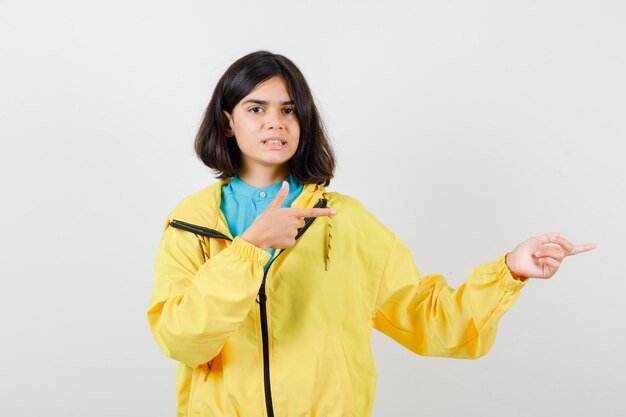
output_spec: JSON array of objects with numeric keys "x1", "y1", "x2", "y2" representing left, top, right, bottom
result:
[
  {"x1": 189, "y1": 355, "x2": 222, "y2": 417},
  {"x1": 310, "y1": 332, "x2": 356, "y2": 416}
]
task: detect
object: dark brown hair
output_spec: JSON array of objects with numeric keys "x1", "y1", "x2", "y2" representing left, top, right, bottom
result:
[{"x1": 194, "y1": 51, "x2": 335, "y2": 186}]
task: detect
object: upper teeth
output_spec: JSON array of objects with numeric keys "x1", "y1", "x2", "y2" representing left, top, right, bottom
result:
[{"x1": 265, "y1": 140, "x2": 284, "y2": 145}]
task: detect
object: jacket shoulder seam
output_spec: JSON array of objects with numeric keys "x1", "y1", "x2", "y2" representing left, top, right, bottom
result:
[{"x1": 372, "y1": 232, "x2": 399, "y2": 317}]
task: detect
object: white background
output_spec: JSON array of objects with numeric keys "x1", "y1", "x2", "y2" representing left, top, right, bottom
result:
[{"x1": 1, "y1": 1, "x2": 624, "y2": 416}]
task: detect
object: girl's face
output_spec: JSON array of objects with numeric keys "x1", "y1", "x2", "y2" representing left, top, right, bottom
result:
[{"x1": 224, "y1": 76, "x2": 300, "y2": 176}]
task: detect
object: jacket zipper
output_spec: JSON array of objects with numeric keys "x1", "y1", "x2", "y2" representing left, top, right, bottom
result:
[
  {"x1": 257, "y1": 197, "x2": 327, "y2": 417},
  {"x1": 170, "y1": 198, "x2": 328, "y2": 417}
]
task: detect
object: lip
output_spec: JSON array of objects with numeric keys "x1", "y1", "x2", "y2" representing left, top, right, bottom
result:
[
  {"x1": 261, "y1": 136, "x2": 287, "y2": 149},
  {"x1": 260, "y1": 137, "x2": 287, "y2": 145}
]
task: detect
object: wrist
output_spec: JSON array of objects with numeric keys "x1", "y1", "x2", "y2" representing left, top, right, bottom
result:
[
  {"x1": 505, "y1": 253, "x2": 529, "y2": 282},
  {"x1": 241, "y1": 230, "x2": 268, "y2": 250}
]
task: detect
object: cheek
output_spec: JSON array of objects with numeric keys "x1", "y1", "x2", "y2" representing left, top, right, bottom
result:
[
  {"x1": 292, "y1": 123, "x2": 301, "y2": 141},
  {"x1": 233, "y1": 117, "x2": 256, "y2": 133}
]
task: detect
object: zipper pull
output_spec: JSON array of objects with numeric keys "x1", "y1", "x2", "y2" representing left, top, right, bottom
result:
[
  {"x1": 203, "y1": 361, "x2": 212, "y2": 382},
  {"x1": 256, "y1": 291, "x2": 267, "y2": 304}
]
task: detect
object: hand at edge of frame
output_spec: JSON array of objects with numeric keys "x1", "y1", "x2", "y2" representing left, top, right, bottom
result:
[{"x1": 505, "y1": 232, "x2": 597, "y2": 280}]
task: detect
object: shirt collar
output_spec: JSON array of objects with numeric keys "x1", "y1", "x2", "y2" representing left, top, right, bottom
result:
[{"x1": 229, "y1": 174, "x2": 299, "y2": 200}]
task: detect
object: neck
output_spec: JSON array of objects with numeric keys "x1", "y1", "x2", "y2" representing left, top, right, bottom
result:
[{"x1": 238, "y1": 164, "x2": 290, "y2": 188}]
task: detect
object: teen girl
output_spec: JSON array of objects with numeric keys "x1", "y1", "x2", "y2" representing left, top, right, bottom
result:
[{"x1": 147, "y1": 51, "x2": 596, "y2": 417}]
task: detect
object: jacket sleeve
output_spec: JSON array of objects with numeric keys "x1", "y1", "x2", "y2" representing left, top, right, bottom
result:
[
  {"x1": 147, "y1": 224, "x2": 271, "y2": 368},
  {"x1": 372, "y1": 233, "x2": 527, "y2": 359}
]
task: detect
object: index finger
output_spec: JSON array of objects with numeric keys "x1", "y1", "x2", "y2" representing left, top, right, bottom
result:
[
  {"x1": 288, "y1": 208, "x2": 337, "y2": 218},
  {"x1": 570, "y1": 242, "x2": 598, "y2": 256},
  {"x1": 547, "y1": 235, "x2": 597, "y2": 256}
]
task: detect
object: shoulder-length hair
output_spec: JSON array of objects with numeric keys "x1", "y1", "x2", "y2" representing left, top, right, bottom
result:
[{"x1": 194, "y1": 50, "x2": 335, "y2": 186}]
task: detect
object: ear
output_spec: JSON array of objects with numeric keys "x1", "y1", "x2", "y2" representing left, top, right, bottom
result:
[{"x1": 223, "y1": 110, "x2": 234, "y2": 137}]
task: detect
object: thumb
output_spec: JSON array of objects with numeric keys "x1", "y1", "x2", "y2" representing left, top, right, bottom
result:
[{"x1": 267, "y1": 181, "x2": 289, "y2": 210}]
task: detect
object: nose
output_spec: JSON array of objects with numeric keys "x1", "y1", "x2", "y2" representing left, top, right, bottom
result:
[{"x1": 264, "y1": 108, "x2": 285, "y2": 130}]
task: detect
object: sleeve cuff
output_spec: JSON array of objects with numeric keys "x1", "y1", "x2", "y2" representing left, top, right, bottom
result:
[
  {"x1": 230, "y1": 236, "x2": 272, "y2": 266},
  {"x1": 497, "y1": 252, "x2": 529, "y2": 292}
]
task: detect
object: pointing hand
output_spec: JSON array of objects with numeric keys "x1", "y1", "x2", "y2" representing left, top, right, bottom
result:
[
  {"x1": 240, "y1": 181, "x2": 337, "y2": 250},
  {"x1": 505, "y1": 232, "x2": 597, "y2": 280}
]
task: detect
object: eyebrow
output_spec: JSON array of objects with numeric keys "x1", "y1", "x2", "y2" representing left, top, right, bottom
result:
[{"x1": 241, "y1": 99, "x2": 295, "y2": 106}]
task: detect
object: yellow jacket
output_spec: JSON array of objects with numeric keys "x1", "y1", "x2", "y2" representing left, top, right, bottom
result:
[{"x1": 147, "y1": 179, "x2": 527, "y2": 417}]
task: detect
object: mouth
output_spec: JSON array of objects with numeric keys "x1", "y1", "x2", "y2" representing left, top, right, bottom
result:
[
  {"x1": 261, "y1": 138, "x2": 287, "y2": 149},
  {"x1": 261, "y1": 138, "x2": 287, "y2": 146}
]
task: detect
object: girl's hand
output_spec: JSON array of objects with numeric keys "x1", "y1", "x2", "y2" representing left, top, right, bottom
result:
[
  {"x1": 240, "y1": 181, "x2": 337, "y2": 250},
  {"x1": 505, "y1": 232, "x2": 597, "y2": 280}
]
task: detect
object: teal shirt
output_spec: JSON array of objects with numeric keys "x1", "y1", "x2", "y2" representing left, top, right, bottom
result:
[{"x1": 220, "y1": 174, "x2": 304, "y2": 270}]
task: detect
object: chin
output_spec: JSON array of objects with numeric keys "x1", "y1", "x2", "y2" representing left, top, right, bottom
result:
[
  {"x1": 245, "y1": 151, "x2": 296, "y2": 168},
  {"x1": 263, "y1": 154, "x2": 295, "y2": 165}
]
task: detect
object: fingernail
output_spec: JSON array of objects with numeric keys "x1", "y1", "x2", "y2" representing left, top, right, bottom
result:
[
  {"x1": 550, "y1": 236, "x2": 558, "y2": 241},
  {"x1": 330, "y1": 209, "x2": 337, "y2": 215}
]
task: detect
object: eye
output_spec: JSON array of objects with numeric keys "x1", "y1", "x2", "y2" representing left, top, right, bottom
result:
[
  {"x1": 249, "y1": 106, "x2": 264, "y2": 113},
  {"x1": 283, "y1": 108, "x2": 296, "y2": 115}
]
